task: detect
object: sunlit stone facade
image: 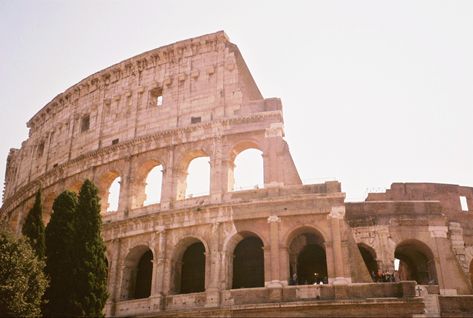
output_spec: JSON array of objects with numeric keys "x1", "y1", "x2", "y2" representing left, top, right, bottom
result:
[{"x1": 2, "y1": 32, "x2": 473, "y2": 317}]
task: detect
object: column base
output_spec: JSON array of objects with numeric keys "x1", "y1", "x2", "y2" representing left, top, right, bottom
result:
[
  {"x1": 205, "y1": 289, "x2": 221, "y2": 307},
  {"x1": 149, "y1": 294, "x2": 165, "y2": 311},
  {"x1": 330, "y1": 277, "x2": 351, "y2": 285}
]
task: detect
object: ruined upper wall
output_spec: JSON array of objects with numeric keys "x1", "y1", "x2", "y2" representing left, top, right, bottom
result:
[
  {"x1": 366, "y1": 183, "x2": 473, "y2": 218},
  {"x1": 3, "y1": 31, "x2": 282, "y2": 201}
]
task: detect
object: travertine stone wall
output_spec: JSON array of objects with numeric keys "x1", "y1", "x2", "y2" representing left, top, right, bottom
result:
[
  {"x1": 2, "y1": 31, "x2": 473, "y2": 317},
  {"x1": 1, "y1": 31, "x2": 302, "y2": 227}
]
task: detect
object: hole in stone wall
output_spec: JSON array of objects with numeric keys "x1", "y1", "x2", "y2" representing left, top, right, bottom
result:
[
  {"x1": 150, "y1": 87, "x2": 163, "y2": 107},
  {"x1": 144, "y1": 165, "x2": 163, "y2": 206},
  {"x1": 107, "y1": 177, "x2": 120, "y2": 212},
  {"x1": 191, "y1": 116, "x2": 201, "y2": 124},
  {"x1": 112, "y1": 138, "x2": 119, "y2": 145},
  {"x1": 81, "y1": 114, "x2": 90, "y2": 132},
  {"x1": 460, "y1": 196, "x2": 469, "y2": 211},
  {"x1": 37, "y1": 142, "x2": 45, "y2": 158}
]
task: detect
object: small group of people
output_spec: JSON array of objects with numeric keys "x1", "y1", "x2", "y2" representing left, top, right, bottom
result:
[
  {"x1": 289, "y1": 272, "x2": 328, "y2": 286},
  {"x1": 371, "y1": 270, "x2": 399, "y2": 283}
]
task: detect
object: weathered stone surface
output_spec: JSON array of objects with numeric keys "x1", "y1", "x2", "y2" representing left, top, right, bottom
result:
[{"x1": 1, "y1": 31, "x2": 473, "y2": 317}]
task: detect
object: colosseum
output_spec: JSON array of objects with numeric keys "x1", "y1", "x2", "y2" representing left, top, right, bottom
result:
[{"x1": 1, "y1": 31, "x2": 473, "y2": 317}]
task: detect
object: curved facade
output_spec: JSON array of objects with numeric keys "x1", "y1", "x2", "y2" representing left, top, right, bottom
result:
[{"x1": 2, "y1": 32, "x2": 473, "y2": 317}]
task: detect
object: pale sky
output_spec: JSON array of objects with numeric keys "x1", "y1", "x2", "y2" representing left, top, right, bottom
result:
[{"x1": 1, "y1": 0, "x2": 472, "y2": 202}]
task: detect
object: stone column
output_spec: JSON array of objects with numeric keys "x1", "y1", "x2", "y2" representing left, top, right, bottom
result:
[
  {"x1": 206, "y1": 222, "x2": 221, "y2": 307},
  {"x1": 267, "y1": 215, "x2": 283, "y2": 301},
  {"x1": 209, "y1": 135, "x2": 226, "y2": 204},
  {"x1": 107, "y1": 239, "x2": 121, "y2": 317},
  {"x1": 118, "y1": 156, "x2": 133, "y2": 214},
  {"x1": 150, "y1": 227, "x2": 166, "y2": 311},
  {"x1": 263, "y1": 125, "x2": 285, "y2": 188},
  {"x1": 160, "y1": 150, "x2": 175, "y2": 210},
  {"x1": 329, "y1": 205, "x2": 349, "y2": 285}
]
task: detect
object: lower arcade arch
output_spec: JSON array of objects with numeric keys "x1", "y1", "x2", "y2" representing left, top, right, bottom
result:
[
  {"x1": 288, "y1": 229, "x2": 327, "y2": 285},
  {"x1": 121, "y1": 246, "x2": 153, "y2": 300},
  {"x1": 358, "y1": 243, "x2": 378, "y2": 277},
  {"x1": 173, "y1": 239, "x2": 207, "y2": 294},
  {"x1": 395, "y1": 240, "x2": 438, "y2": 285},
  {"x1": 232, "y1": 235, "x2": 265, "y2": 289}
]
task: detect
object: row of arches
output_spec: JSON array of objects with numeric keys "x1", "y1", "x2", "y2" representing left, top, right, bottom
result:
[
  {"x1": 121, "y1": 230, "x2": 322, "y2": 300},
  {"x1": 104, "y1": 148, "x2": 263, "y2": 212},
  {"x1": 357, "y1": 240, "x2": 438, "y2": 284},
  {"x1": 115, "y1": 228, "x2": 441, "y2": 302}
]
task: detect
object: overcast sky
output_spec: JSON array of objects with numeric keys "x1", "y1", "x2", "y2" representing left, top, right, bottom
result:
[{"x1": 1, "y1": 0, "x2": 472, "y2": 202}]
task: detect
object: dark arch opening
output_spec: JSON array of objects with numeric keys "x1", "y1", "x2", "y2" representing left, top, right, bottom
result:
[
  {"x1": 358, "y1": 244, "x2": 378, "y2": 278},
  {"x1": 289, "y1": 231, "x2": 327, "y2": 285},
  {"x1": 232, "y1": 236, "x2": 264, "y2": 289},
  {"x1": 297, "y1": 244, "x2": 327, "y2": 285},
  {"x1": 133, "y1": 250, "x2": 153, "y2": 299},
  {"x1": 395, "y1": 241, "x2": 437, "y2": 285},
  {"x1": 180, "y1": 242, "x2": 205, "y2": 294}
]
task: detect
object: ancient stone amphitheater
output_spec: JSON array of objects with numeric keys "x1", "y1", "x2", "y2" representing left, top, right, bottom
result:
[{"x1": 2, "y1": 31, "x2": 473, "y2": 317}]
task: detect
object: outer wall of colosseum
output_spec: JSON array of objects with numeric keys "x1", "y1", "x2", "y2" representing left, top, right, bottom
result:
[{"x1": 2, "y1": 31, "x2": 473, "y2": 317}]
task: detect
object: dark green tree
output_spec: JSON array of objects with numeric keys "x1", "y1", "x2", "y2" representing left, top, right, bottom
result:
[
  {"x1": 0, "y1": 227, "x2": 48, "y2": 317},
  {"x1": 44, "y1": 190, "x2": 79, "y2": 317},
  {"x1": 73, "y1": 179, "x2": 108, "y2": 317},
  {"x1": 22, "y1": 189, "x2": 46, "y2": 259}
]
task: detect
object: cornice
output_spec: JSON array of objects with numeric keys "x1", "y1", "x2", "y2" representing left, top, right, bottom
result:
[{"x1": 27, "y1": 31, "x2": 229, "y2": 130}]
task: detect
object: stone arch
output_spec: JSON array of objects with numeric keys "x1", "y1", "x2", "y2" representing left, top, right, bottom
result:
[
  {"x1": 121, "y1": 245, "x2": 154, "y2": 300},
  {"x1": 42, "y1": 191, "x2": 58, "y2": 225},
  {"x1": 171, "y1": 236, "x2": 209, "y2": 294},
  {"x1": 358, "y1": 243, "x2": 378, "y2": 279},
  {"x1": 228, "y1": 140, "x2": 264, "y2": 191},
  {"x1": 132, "y1": 158, "x2": 165, "y2": 208},
  {"x1": 286, "y1": 226, "x2": 328, "y2": 285},
  {"x1": 394, "y1": 239, "x2": 438, "y2": 284},
  {"x1": 96, "y1": 170, "x2": 122, "y2": 213},
  {"x1": 175, "y1": 149, "x2": 211, "y2": 200},
  {"x1": 224, "y1": 231, "x2": 265, "y2": 289},
  {"x1": 65, "y1": 179, "x2": 84, "y2": 194}
]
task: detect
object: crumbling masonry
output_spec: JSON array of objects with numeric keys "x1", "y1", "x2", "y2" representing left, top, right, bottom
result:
[{"x1": 2, "y1": 32, "x2": 473, "y2": 317}]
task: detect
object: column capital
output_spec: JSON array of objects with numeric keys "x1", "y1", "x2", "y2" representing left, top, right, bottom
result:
[
  {"x1": 329, "y1": 205, "x2": 345, "y2": 219},
  {"x1": 267, "y1": 215, "x2": 281, "y2": 223}
]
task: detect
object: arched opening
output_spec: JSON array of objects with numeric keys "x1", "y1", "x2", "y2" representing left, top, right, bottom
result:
[
  {"x1": 134, "y1": 250, "x2": 153, "y2": 299},
  {"x1": 107, "y1": 176, "x2": 121, "y2": 212},
  {"x1": 177, "y1": 241, "x2": 206, "y2": 294},
  {"x1": 288, "y1": 231, "x2": 327, "y2": 285},
  {"x1": 358, "y1": 244, "x2": 378, "y2": 278},
  {"x1": 66, "y1": 179, "x2": 83, "y2": 194},
  {"x1": 43, "y1": 192, "x2": 57, "y2": 226},
  {"x1": 144, "y1": 165, "x2": 163, "y2": 206},
  {"x1": 395, "y1": 240, "x2": 437, "y2": 285},
  {"x1": 232, "y1": 148, "x2": 264, "y2": 191},
  {"x1": 232, "y1": 236, "x2": 264, "y2": 289},
  {"x1": 121, "y1": 247, "x2": 153, "y2": 300},
  {"x1": 185, "y1": 157, "x2": 210, "y2": 198}
]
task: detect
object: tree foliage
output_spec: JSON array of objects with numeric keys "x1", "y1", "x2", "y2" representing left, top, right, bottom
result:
[
  {"x1": 72, "y1": 179, "x2": 109, "y2": 317},
  {"x1": 0, "y1": 228, "x2": 48, "y2": 317},
  {"x1": 44, "y1": 190, "x2": 79, "y2": 317},
  {"x1": 22, "y1": 189, "x2": 46, "y2": 259}
]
